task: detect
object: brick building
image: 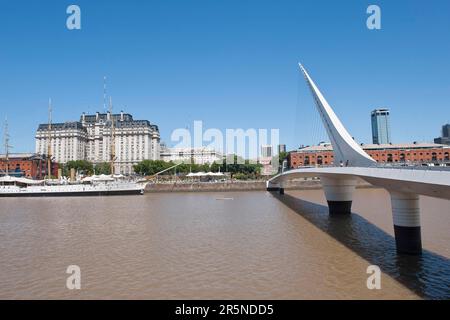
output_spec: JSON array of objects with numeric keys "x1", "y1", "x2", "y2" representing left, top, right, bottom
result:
[
  {"x1": 288, "y1": 142, "x2": 450, "y2": 168},
  {"x1": 0, "y1": 153, "x2": 58, "y2": 179}
]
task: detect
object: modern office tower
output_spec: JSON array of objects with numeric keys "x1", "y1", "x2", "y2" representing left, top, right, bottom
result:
[
  {"x1": 434, "y1": 124, "x2": 450, "y2": 145},
  {"x1": 371, "y1": 108, "x2": 391, "y2": 144},
  {"x1": 278, "y1": 144, "x2": 286, "y2": 154},
  {"x1": 261, "y1": 145, "x2": 273, "y2": 158}
]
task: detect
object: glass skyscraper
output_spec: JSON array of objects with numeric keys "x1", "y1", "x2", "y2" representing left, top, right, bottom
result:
[
  {"x1": 371, "y1": 108, "x2": 391, "y2": 144},
  {"x1": 434, "y1": 124, "x2": 450, "y2": 145}
]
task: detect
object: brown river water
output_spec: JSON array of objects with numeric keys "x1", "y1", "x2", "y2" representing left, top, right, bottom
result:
[{"x1": 0, "y1": 188, "x2": 449, "y2": 299}]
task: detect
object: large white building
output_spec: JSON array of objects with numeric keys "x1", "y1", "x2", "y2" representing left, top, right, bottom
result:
[
  {"x1": 36, "y1": 111, "x2": 160, "y2": 174},
  {"x1": 160, "y1": 146, "x2": 222, "y2": 165},
  {"x1": 35, "y1": 122, "x2": 88, "y2": 163}
]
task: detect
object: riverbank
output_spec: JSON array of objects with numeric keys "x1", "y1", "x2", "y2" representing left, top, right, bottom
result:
[{"x1": 145, "y1": 179, "x2": 375, "y2": 192}]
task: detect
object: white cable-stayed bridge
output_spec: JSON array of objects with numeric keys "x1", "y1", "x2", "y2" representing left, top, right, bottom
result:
[{"x1": 267, "y1": 64, "x2": 450, "y2": 255}]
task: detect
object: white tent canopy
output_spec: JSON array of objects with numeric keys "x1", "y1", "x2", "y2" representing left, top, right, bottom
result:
[
  {"x1": 0, "y1": 175, "x2": 43, "y2": 185},
  {"x1": 82, "y1": 174, "x2": 115, "y2": 182},
  {"x1": 186, "y1": 172, "x2": 224, "y2": 177}
]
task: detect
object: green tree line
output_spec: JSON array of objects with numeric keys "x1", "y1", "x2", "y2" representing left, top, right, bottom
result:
[
  {"x1": 133, "y1": 155, "x2": 263, "y2": 179},
  {"x1": 62, "y1": 160, "x2": 111, "y2": 176},
  {"x1": 61, "y1": 154, "x2": 275, "y2": 180}
]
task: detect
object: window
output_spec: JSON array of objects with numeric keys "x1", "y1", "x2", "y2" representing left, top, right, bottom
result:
[
  {"x1": 317, "y1": 155, "x2": 323, "y2": 165},
  {"x1": 304, "y1": 156, "x2": 310, "y2": 165},
  {"x1": 387, "y1": 154, "x2": 393, "y2": 162}
]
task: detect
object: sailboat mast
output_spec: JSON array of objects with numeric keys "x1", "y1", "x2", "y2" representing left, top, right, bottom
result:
[
  {"x1": 4, "y1": 117, "x2": 10, "y2": 176},
  {"x1": 47, "y1": 98, "x2": 52, "y2": 179},
  {"x1": 109, "y1": 97, "x2": 115, "y2": 175}
]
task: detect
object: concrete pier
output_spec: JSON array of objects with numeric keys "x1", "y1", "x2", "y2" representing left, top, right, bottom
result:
[
  {"x1": 320, "y1": 176, "x2": 357, "y2": 214},
  {"x1": 390, "y1": 191, "x2": 422, "y2": 255}
]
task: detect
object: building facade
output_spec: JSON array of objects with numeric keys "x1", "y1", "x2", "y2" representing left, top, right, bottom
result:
[
  {"x1": 160, "y1": 146, "x2": 222, "y2": 164},
  {"x1": 35, "y1": 122, "x2": 88, "y2": 164},
  {"x1": 288, "y1": 142, "x2": 450, "y2": 168},
  {"x1": 0, "y1": 153, "x2": 58, "y2": 179},
  {"x1": 36, "y1": 111, "x2": 160, "y2": 174},
  {"x1": 260, "y1": 145, "x2": 278, "y2": 175},
  {"x1": 434, "y1": 124, "x2": 450, "y2": 145},
  {"x1": 371, "y1": 108, "x2": 391, "y2": 144}
]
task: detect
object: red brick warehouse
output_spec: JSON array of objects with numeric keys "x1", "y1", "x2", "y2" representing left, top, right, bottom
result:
[{"x1": 288, "y1": 143, "x2": 450, "y2": 168}]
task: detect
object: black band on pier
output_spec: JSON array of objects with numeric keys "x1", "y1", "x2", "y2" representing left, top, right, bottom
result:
[
  {"x1": 327, "y1": 201, "x2": 352, "y2": 215},
  {"x1": 393, "y1": 225, "x2": 422, "y2": 255}
]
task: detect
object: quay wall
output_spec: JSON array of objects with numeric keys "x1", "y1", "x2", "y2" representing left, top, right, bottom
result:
[{"x1": 145, "y1": 179, "x2": 375, "y2": 193}]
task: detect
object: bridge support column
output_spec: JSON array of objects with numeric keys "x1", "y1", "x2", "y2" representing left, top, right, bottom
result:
[
  {"x1": 266, "y1": 181, "x2": 284, "y2": 194},
  {"x1": 390, "y1": 192, "x2": 422, "y2": 255},
  {"x1": 320, "y1": 177, "x2": 357, "y2": 214}
]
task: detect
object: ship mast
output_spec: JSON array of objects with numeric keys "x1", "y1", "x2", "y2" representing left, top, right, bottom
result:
[
  {"x1": 47, "y1": 98, "x2": 52, "y2": 179},
  {"x1": 109, "y1": 97, "x2": 115, "y2": 175},
  {"x1": 4, "y1": 117, "x2": 11, "y2": 176}
]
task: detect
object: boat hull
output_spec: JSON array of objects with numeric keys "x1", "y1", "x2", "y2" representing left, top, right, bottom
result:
[{"x1": 0, "y1": 189, "x2": 144, "y2": 197}]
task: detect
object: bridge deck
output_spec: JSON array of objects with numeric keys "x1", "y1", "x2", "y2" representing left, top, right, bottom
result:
[{"x1": 270, "y1": 166, "x2": 450, "y2": 200}]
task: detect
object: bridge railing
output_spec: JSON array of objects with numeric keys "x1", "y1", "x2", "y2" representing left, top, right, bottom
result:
[
  {"x1": 368, "y1": 162, "x2": 450, "y2": 172},
  {"x1": 283, "y1": 162, "x2": 450, "y2": 173}
]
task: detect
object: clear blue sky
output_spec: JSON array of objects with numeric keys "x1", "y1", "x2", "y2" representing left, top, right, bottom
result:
[{"x1": 1, "y1": 0, "x2": 449, "y2": 152}]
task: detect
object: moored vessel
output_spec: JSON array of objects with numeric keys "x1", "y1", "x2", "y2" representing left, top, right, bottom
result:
[
  {"x1": 1, "y1": 99, "x2": 148, "y2": 197},
  {"x1": 0, "y1": 175, "x2": 146, "y2": 197}
]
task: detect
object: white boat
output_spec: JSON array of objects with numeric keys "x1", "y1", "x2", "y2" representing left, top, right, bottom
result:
[
  {"x1": 0, "y1": 175, "x2": 146, "y2": 197},
  {"x1": 1, "y1": 98, "x2": 148, "y2": 197}
]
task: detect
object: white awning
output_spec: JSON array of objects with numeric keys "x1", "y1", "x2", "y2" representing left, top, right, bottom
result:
[
  {"x1": 0, "y1": 175, "x2": 43, "y2": 185},
  {"x1": 186, "y1": 172, "x2": 224, "y2": 177}
]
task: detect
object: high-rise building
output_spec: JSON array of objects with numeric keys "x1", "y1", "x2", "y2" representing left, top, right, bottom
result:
[
  {"x1": 260, "y1": 145, "x2": 277, "y2": 175},
  {"x1": 278, "y1": 144, "x2": 286, "y2": 154},
  {"x1": 371, "y1": 108, "x2": 391, "y2": 144},
  {"x1": 35, "y1": 122, "x2": 88, "y2": 163},
  {"x1": 36, "y1": 111, "x2": 160, "y2": 174},
  {"x1": 434, "y1": 124, "x2": 450, "y2": 145}
]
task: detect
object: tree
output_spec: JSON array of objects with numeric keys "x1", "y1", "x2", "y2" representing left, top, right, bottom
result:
[
  {"x1": 133, "y1": 160, "x2": 174, "y2": 176},
  {"x1": 63, "y1": 160, "x2": 94, "y2": 176},
  {"x1": 94, "y1": 162, "x2": 111, "y2": 175},
  {"x1": 279, "y1": 151, "x2": 289, "y2": 165}
]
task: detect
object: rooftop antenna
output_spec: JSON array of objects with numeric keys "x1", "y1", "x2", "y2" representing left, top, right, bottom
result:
[
  {"x1": 47, "y1": 98, "x2": 52, "y2": 179},
  {"x1": 109, "y1": 97, "x2": 115, "y2": 175},
  {"x1": 103, "y1": 76, "x2": 107, "y2": 112}
]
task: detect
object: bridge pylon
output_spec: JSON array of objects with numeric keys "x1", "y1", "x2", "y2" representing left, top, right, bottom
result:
[
  {"x1": 266, "y1": 181, "x2": 284, "y2": 194},
  {"x1": 390, "y1": 191, "x2": 422, "y2": 254},
  {"x1": 320, "y1": 176, "x2": 357, "y2": 214}
]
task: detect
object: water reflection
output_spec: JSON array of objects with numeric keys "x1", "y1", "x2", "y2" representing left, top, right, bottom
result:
[{"x1": 272, "y1": 193, "x2": 450, "y2": 299}]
